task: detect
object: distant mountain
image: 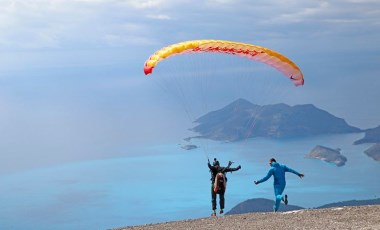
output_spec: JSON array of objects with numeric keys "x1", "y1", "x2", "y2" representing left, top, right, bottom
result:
[
  {"x1": 316, "y1": 198, "x2": 380, "y2": 209},
  {"x1": 190, "y1": 98, "x2": 362, "y2": 142},
  {"x1": 225, "y1": 198, "x2": 303, "y2": 215},
  {"x1": 306, "y1": 145, "x2": 347, "y2": 167},
  {"x1": 226, "y1": 198, "x2": 380, "y2": 215},
  {"x1": 354, "y1": 125, "x2": 380, "y2": 145}
]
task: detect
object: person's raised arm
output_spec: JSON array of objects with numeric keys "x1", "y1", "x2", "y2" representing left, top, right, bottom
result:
[
  {"x1": 225, "y1": 165, "x2": 241, "y2": 172},
  {"x1": 285, "y1": 165, "x2": 304, "y2": 178},
  {"x1": 254, "y1": 168, "x2": 273, "y2": 185},
  {"x1": 208, "y1": 159, "x2": 215, "y2": 170}
]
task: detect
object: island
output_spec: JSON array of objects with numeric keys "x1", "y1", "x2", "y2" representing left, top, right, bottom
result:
[
  {"x1": 189, "y1": 98, "x2": 362, "y2": 142},
  {"x1": 181, "y1": 144, "x2": 198, "y2": 150},
  {"x1": 364, "y1": 143, "x2": 380, "y2": 162},
  {"x1": 305, "y1": 145, "x2": 347, "y2": 167}
]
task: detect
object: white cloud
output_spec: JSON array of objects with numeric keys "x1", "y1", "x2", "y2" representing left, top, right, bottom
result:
[
  {"x1": 206, "y1": 0, "x2": 238, "y2": 4},
  {"x1": 0, "y1": 0, "x2": 163, "y2": 50},
  {"x1": 146, "y1": 14, "x2": 172, "y2": 20},
  {"x1": 103, "y1": 34, "x2": 157, "y2": 46},
  {"x1": 126, "y1": 0, "x2": 172, "y2": 9},
  {"x1": 235, "y1": 0, "x2": 380, "y2": 28},
  {"x1": 347, "y1": 0, "x2": 379, "y2": 2},
  {"x1": 1, "y1": 0, "x2": 378, "y2": 51},
  {"x1": 0, "y1": 0, "x2": 378, "y2": 60}
]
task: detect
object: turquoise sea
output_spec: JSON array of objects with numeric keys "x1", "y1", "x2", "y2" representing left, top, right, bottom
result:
[{"x1": 0, "y1": 133, "x2": 379, "y2": 230}]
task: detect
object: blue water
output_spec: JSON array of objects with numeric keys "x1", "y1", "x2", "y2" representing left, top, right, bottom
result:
[{"x1": 0, "y1": 133, "x2": 379, "y2": 230}]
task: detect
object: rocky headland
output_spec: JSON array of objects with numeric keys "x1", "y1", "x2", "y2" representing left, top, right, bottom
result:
[{"x1": 354, "y1": 125, "x2": 380, "y2": 145}]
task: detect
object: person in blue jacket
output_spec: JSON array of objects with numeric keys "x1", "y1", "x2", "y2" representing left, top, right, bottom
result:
[{"x1": 254, "y1": 158, "x2": 304, "y2": 212}]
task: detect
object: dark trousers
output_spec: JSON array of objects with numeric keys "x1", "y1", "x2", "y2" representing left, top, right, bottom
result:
[{"x1": 211, "y1": 185, "x2": 225, "y2": 210}]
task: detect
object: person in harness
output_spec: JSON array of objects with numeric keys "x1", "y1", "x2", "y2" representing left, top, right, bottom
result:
[{"x1": 208, "y1": 158, "x2": 241, "y2": 216}]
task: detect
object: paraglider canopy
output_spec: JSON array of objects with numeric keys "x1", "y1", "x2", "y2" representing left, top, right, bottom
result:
[
  {"x1": 144, "y1": 66, "x2": 153, "y2": 75},
  {"x1": 143, "y1": 39, "x2": 304, "y2": 86}
]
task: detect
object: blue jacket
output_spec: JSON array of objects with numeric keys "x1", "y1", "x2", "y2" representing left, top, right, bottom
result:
[{"x1": 257, "y1": 162, "x2": 301, "y2": 186}]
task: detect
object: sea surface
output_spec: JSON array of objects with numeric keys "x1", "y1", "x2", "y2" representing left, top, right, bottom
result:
[{"x1": 0, "y1": 133, "x2": 379, "y2": 230}]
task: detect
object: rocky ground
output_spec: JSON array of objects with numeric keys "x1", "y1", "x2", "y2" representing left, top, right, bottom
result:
[{"x1": 112, "y1": 205, "x2": 380, "y2": 230}]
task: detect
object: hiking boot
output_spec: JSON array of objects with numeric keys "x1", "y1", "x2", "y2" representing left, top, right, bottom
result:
[
  {"x1": 284, "y1": 194, "x2": 288, "y2": 205},
  {"x1": 219, "y1": 209, "x2": 224, "y2": 214}
]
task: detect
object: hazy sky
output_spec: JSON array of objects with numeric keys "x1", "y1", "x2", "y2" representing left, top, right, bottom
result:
[{"x1": 0, "y1": 0, "x2": 379, "y2": 174}]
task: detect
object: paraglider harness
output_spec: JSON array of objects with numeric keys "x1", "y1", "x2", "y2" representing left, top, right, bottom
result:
[{"x1": 211, "y1": 160, "x2": 234, "y2": 194}]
